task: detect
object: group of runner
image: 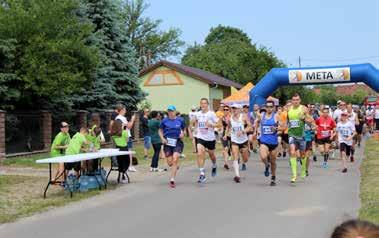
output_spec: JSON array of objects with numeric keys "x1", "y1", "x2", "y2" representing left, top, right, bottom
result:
[{"x1": 159, "y1": 94, "x2": 370, "y2": 188}]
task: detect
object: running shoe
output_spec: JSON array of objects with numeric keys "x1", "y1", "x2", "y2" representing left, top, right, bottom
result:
[
  {"x1": 169, "y1": 181, "x2": 176, "y2": 188},
  {"x1": 283, "y1": 152, "x2": 286, "y2": 157},
  {"x1": 270, "y1": 180, "x2": 276, "y2": 186},
  {"x1": 211, "y1": 166, "x2": 217, "y2": 177},
  {"x1": 233, "y1": 176, "x2": 241, "y2": 183},
  {"x1": 277, "y1": 153, "x2": 282, "y2": 157},
  {"x1": 264, "y1": 165, "x2": 270, "y2": 177},
  {"x1": 253, "y1": 148, "x2": 257, "y2": 153},
  {"x1": 313, "y1": 155, "x2": 317, "y2": 162},
  {"x1": 128, "y1": 166, "x2": 137, "y2": 172},
  {"x1": 242, "y1": 163, "x2": 247, "y2": 171},
  {"x1": 198, "y1": 174, "x2": 207, "y2": 184},
  {"x1": 342, "y1": 168, "x2": 347, "y2": 173},
  {"x1": 224, "y1": 164, "x2": 230, "y2": 170},
  {"x1": 306, "y1": 170, "x2": 309, "y2": 177},
  {"x1": 291, "y1": 176, "x2": 297, "y2": 183},
  {"x1": 350, "y1": 156, "x2": 354, "y2": 162}
]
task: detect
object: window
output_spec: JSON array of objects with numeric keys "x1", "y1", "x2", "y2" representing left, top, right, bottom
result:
[{"x1": 144, "y1": 69, "x2": 183, "y2": 86}]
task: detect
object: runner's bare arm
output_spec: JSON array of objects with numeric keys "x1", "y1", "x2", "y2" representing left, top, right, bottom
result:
[
  {"x1": 243, "y1": 115, "x2": 252, "y2": 134},
  {"x1": 158, "y1": 128, "x2": 167, "y2": 144}
]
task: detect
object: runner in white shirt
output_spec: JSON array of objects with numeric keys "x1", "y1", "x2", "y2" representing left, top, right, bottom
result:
[
  {"x1": 366, "y1": 106, "x2": 375, "y2": 133},
  {"x1": 191, "y1": 98, "x2": 219, "y2": 184},
  {"x1": 224, "y1": 103, "x2": 252, "y2": 183},
  {"x1": 333, "y1": 101, "x2": 347, "y2": 122},
  {"x1": 336, "y1": 112, "x2": 356, "y2": 173}
]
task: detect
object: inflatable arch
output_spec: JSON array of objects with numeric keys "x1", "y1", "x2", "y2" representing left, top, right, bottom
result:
[{"x1": 249, "y1": 63, "x2": 379, "y2": 107}]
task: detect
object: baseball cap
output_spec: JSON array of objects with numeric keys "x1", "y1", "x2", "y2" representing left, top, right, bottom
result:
[
  {"x1": 337, "y1": 100, "x2": 342, "y2": 105},
  {"x1": 191, "y1": 105, "x2": 197, "y2": 110},
  {"x1": 231, "y1": 103, "x2": 242, "y2": 109},
  {"x1": 167, "y1": 105, "x2": 176, "y2": 111}
]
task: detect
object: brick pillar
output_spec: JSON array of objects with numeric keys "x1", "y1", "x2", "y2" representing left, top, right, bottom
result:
[
  {"x1": 76, "y1": 110, "x2": 88, "y2": 129},
  {"x1": 40, "y1": 110, "x2": 52, "y2": 150},
  {"x1": 132, "y1": 111, "x2": 141, "y2": 141},
  {"x1": 0, "y1": 110, "x2": 5, "y2": 161}
]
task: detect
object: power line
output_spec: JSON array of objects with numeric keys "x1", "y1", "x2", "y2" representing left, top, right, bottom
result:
[{"x1": 301, "y1": 55, "x2": 379, "y2": 63}]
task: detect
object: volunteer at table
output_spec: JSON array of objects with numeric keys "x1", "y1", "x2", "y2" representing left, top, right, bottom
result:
[{"x1": 50, "y1": 122, "x2": 71, "y2": 182}]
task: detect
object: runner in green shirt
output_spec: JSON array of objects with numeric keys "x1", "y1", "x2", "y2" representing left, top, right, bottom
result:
[
  {"x1": 287, "y1": 94, "x2": 313, "y2": 183},
  {"x1": 51, "y1": 122, "x2": 71, "y2": 181}
]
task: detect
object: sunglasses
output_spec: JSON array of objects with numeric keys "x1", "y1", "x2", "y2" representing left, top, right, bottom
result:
[{"x1": 266, "y1": 105, "x2": 274, "y2": 108}]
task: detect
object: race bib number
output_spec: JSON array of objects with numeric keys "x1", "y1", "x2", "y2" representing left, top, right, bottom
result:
[
  {"x1": 341, "y1": 129, "x2": 350, "y2": 138},
  {"x1": 262, "y1": 126, "x2": 274, "y2": 135},
  {"x1": 289, "y1": 120, "x2": 300, "y2": 128},
  {"x1": 232, "y1": 126, "x2": 243, "y2": 136},
  {"x1": 198, "y1": 122, "x2": 208, "y2": 134},
  {"x1": 321, "y1": 130, "x2": 330, "y2": 138},
  {"x1": 166, "y1": 138, "x2": 177, "y2": 147},
  {"x1": 304, "y1": 123, "x2": 311, "y2": 131}
]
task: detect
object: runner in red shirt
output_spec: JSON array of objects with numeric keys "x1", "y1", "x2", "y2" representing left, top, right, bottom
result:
[{"x1": 315, "y1": 107, "x2": 336, "y2": 168}]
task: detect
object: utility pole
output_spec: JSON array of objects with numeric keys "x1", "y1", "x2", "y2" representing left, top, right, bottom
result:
[{"x1": 298, "y1": 56, "x2": 301, "y2": 68}]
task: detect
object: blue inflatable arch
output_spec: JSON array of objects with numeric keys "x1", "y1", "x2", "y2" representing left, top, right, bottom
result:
[{"x1": 249, "y1": 63, "x2": 379, "y2": 107}]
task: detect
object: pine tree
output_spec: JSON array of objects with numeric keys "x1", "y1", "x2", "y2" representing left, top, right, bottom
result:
[{"x1": 75, "y1": 0, "x2": 145, "y2": 111}]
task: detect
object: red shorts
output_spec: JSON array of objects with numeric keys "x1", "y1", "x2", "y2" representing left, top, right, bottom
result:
[{"x1": 367, "y1": 118, "x2": 374, "y2": 125}]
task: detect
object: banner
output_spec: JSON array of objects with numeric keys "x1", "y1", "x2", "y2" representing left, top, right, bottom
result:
[{"x1": 289, "y1": 67, "x2": 350, "y2": 84}]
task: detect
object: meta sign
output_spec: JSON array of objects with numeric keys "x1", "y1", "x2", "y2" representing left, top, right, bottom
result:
[{"x1": 289, "y1": 67, "x2": 350, "y2": 84}]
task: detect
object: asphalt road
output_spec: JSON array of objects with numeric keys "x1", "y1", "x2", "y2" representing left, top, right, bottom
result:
[{"x1": 0, "y1": 145, "x2": 362, "y2": 238}]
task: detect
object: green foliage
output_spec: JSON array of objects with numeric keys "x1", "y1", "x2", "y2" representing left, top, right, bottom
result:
[
  {"x1": 273, "y1": 86, "x2": 317, "y2": 105},
  {"x1": 0, "y1": 0, "x2": 99, "y2": 110},
  {"x1": 121, "y1": 0, "x2": 184, "y2": 68},
  {"x1": 314, "y1": 85, "x2": 367, "y2": 105},
  {"x1": 181, "y1": 25, "x2": 285, "y2": 85},
  {"x1": 74, "y1": 0, "x2": 145, "y2": 111}
]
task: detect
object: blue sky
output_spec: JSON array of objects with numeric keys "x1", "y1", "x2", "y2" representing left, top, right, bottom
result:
[{"x1": 146, "y1": 0, "x2": 379, "y2": 68}]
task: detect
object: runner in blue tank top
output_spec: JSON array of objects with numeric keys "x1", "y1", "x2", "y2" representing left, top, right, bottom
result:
[{"x1": 255, "y1": 100, "x2": 284, "y2": 186}]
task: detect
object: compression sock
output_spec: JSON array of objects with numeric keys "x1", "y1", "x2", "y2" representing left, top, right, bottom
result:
[
  {"x1": 200, "y1": 168, "x2": 205, "y2": 176},
  {"x1": 290, "y1": 157, "x2": 297, "y2": 178},
  {"x1": 233, "y1": 160, "x2": 240, "y2": 177}
]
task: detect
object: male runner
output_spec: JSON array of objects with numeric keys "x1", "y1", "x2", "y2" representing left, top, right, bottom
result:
[
  {"x1": 191, "y1": 98, "x2": 219, "y2": 184},
  {"x1": 346, "y1": 103, "x2": 359, "y2": 162},
  {"x1": 287, "y1": 94, "x2": 312, "y2": 183},
  {"x1": 336, "y1": 112, "x2": 356, "y2": 173},
  {"x1": 255, "y1": 100, "x2": 282, "y2": 186}
]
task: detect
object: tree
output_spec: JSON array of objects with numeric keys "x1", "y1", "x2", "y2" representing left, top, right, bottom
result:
[
  {"x1": 75, "y1": 0, "x2": 145, "y2": 111},
  {"x1": 0, "y1": 0, "x2": 99, "y2": 110},
  {"x1": 273, "y1": 85, "x2": 317, "y2": 105},
  {"x1": 121, "y1": 0, "x2": 184, "y2": 69},
  {"x1": 181, "y1": 25, "x2": 284, "y2": 85}
]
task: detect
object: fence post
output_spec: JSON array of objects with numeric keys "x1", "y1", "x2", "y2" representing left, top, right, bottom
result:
[
  {"x1": 40, "y1": 110, "x2": 52, "y2": 150},
  {"x1": 133, "y1": 111, "x2": 141, "y2": 141},
  {"x1": 76, "y1": 110, "x2": 88, "y2": 129}
]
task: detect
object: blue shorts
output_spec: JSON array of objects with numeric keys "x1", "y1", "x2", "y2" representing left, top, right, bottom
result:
[
  {"x1": 127, "y1": 138, "x2": 133, "y2": 149},
  {"x1": 144, "y1": 136, "x2": 151, "y2": 149},
  {"x1": 289, "y1": 136, "x2": 306, "y2": 152}
]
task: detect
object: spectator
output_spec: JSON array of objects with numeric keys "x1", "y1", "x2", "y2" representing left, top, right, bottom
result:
[
  {"x1": 141, "y1": 108, "x2": 151, "y2": 160},
  {"x1": 331, "y1": 219, "x2": 379, "y2": 238},
  {"x1": 149, "y1": 111, "x2": 163, "y2": 172}
]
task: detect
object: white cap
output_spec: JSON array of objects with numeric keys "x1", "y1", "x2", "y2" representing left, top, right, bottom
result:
[
  {"x1": 231, "y1": 103, "x2": 242, "y2": 109},
  {"x1": 191, "y1": 105, "x2": 197, "y2": 110}
]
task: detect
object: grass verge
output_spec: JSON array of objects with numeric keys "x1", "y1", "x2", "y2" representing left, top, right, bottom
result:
[{"x1": 360, "y1": 138, "x2": 379, "y2": 223}]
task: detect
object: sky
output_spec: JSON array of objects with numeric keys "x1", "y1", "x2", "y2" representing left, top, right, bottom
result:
[{"x1": 145, "y1": 0, "x2": 379, "y2": 68}]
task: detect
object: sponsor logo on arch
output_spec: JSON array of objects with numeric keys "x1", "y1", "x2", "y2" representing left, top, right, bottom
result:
[{"x1": 289, "y1": 67, "x2": 350, "y2": 84}]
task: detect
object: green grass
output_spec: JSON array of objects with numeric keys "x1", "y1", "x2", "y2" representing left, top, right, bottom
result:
[
  {"x1": 0, "y1": 137, "x2": 209, "y2": 224},
  {"x1": 360, "y1": 138, "x2": 379, "y2": 223},
  {"x1": 0, "y1": 174, "x2": 119, "y2": 224}
]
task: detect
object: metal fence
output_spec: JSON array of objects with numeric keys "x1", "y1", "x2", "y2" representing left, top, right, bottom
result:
[{"x1": 5, "y1": 112, "x2": 44, "y2": 154}]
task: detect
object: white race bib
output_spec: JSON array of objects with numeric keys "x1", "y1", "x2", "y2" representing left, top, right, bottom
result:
[
  {"x1": 262, "y1": 126, "x2": 274, "y2": 135},
  {"x1": 289, "y1": 120, "x2": 300, "y2": 128},
  {"x1": 341, "y1": 129, "x2": 350, "y2": 137},
  {"x1": 198, "y1": 122, "x2": 208, "y2": 134},
  {"x1": 166, "y1": 138, "x2": 177, "y2": 147},
  {"x1": 321, "y1": 130, "x2": 330, "y2": 138}
]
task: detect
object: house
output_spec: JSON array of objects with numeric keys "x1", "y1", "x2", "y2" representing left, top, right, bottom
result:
[{"x1": 139, "y1": 60, "x2": 242, "y2": 113}]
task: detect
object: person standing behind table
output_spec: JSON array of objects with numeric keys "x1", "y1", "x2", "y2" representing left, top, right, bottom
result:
[
  {"x1": 65, "y1": 127, "x2": 89, "y2": 178},
  {"x1": 50, "y1": 122, "x2": 71, "y2": 182},
  {"x1": 148, "y1": 111, "x2": 163, "y2": 172},
  {"x1": 84, "y1": 125, "x2": 102, "y2": 172},
  {"x1": 141, "y1": 108, "x2": 151, "y2": 160},
  {"x1": 115, "y1": 104, "x2": 137, "y2": 172},
  {"x1": 110, "y1": 119, "x2": 130, "y2": 183}
]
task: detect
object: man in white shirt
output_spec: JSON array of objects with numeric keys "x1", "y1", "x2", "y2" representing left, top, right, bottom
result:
[
  {"x1": 366, "y1": 106, "x2": 375, "y2": 133},
  {"x1": 191, "y1": 98, "x2": 219, "y2": 184},
  {"x1": 333, "y1": 101, "x2": 347, "y2": 122}
]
